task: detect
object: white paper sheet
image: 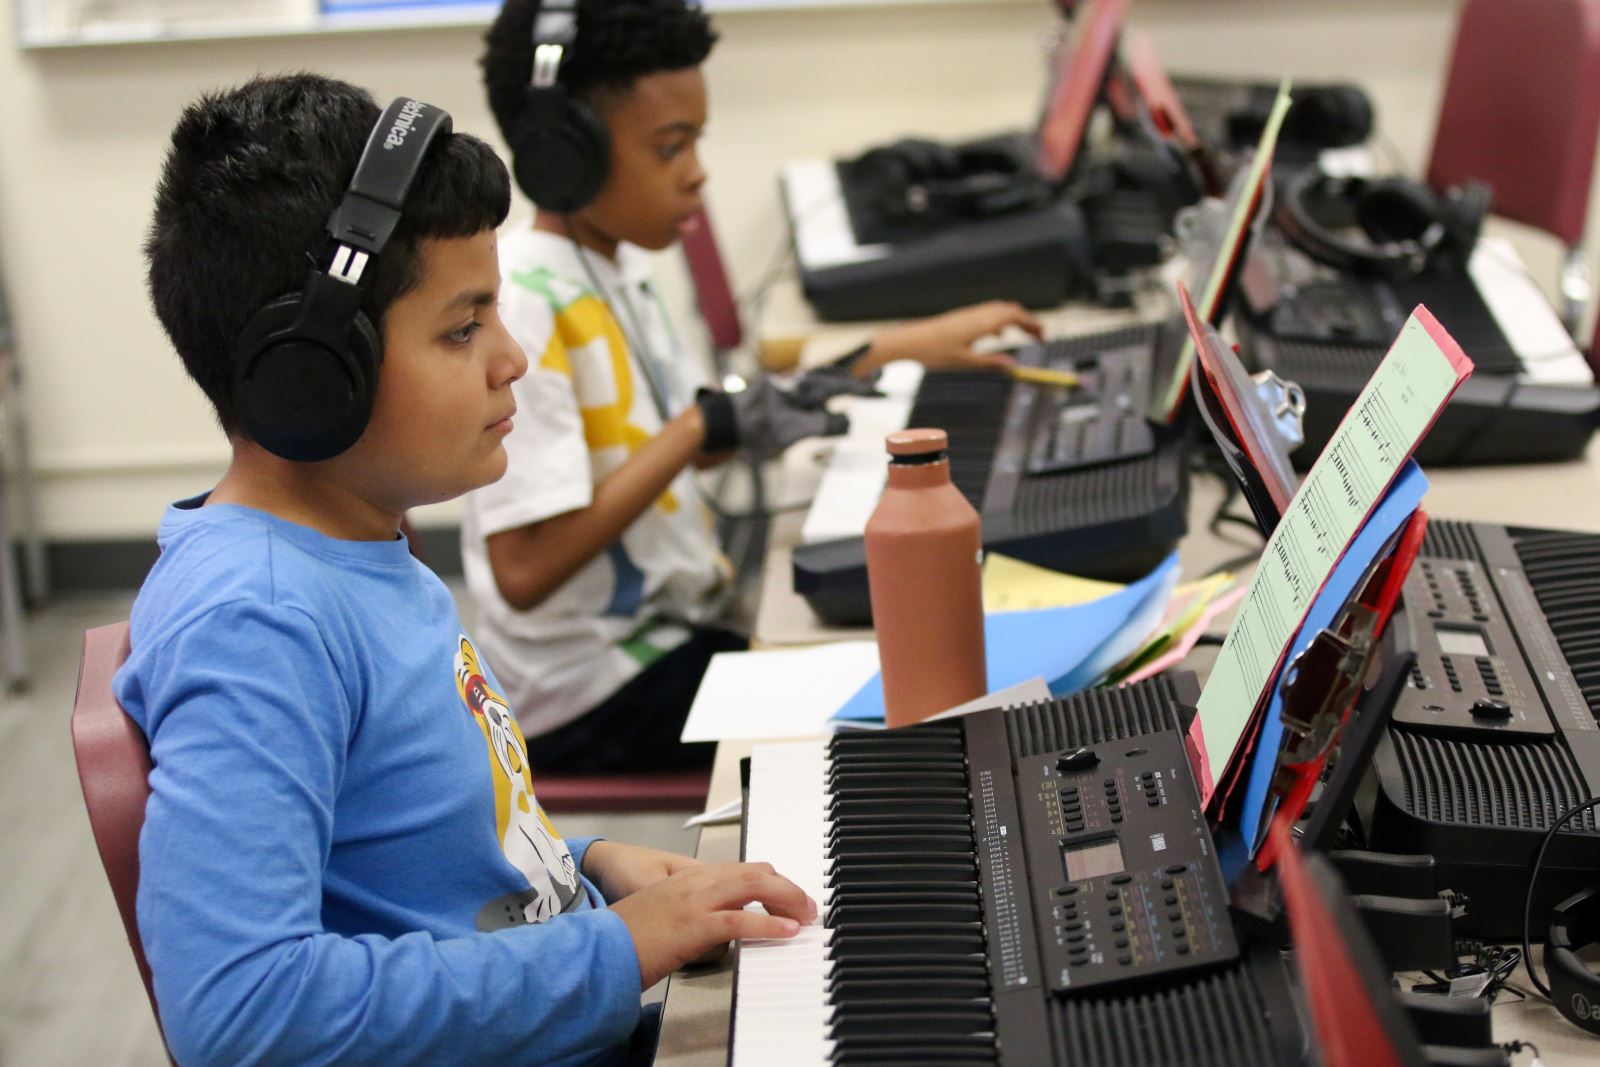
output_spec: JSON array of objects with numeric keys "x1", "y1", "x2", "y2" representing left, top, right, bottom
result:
[{"x1": 680, "y1": 641, "x2": 882, "y2": 742}]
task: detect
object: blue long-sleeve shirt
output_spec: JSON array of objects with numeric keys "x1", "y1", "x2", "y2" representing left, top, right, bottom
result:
[{"x1": 114, "y1": 496, "x2": 642, "y2": 1066}]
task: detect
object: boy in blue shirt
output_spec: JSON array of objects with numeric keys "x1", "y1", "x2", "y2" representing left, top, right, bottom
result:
[
  {"x1": 468, "y1": 0, "x2": 1044, "y2": 770},
  {"x1": 117, "y1": 73, "x2": 812, "y2": 1067}
]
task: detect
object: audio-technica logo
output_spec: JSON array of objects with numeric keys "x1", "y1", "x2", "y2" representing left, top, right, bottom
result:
[{"x1": 384, "y1": 100, "x2": 426, "y2": 150}]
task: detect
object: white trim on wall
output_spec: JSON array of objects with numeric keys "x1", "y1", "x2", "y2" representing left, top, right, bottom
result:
[{"x1": 15, "y1": 0, "x2": 1021, "y2": 50}]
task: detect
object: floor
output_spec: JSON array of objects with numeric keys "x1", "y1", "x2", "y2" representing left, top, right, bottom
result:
[{"x1": 1, "y1": 586, "x2": 701, "y2": 1067}]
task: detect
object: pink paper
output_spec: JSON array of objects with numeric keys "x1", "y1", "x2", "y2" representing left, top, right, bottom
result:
[{"x1": 1118, "y1": 585, "x2": 1246, "y2": 806}]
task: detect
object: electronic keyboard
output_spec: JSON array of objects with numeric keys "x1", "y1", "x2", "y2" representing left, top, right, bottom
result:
[
  {"x1": 731, "y1": 676, "x2": 1309, "y2": 1066},
  {"x1": 792, "y1": 324, "x2": 1191, "y2": 626},
  {"x1": 1368, "y1": 518, "x2": 1600, "y2": 937},
  {"x1": 1236, "y1": 231, "x2": 1600, "y2": 467}
]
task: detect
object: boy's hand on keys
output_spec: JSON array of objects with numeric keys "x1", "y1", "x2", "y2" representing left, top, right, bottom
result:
[
  {"x1": 609, "y1": 862, "x2": 817, "y2": 988},
  {"x1": 580, "y1": 841, "x2": 699, "y2": 901},
  {"x1": 869, "y1": 300, "x2": 1041, "y2": 373}
]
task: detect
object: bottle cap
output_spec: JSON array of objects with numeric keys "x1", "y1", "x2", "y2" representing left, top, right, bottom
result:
[{"x1": 885, "y1": 428, "x2": 948, "y2": 457}]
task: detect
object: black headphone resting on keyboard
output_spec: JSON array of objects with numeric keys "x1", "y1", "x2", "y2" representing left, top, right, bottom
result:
[
  {"x1": 231, "y1": 97, "x2": 452, "y2": 463},
  {"x1": 1277, "y1": 169, "x2": 1491, "y2": 280},
  {"x1": 847, "y1": 138, "x2": 1052, "y2": 227}
]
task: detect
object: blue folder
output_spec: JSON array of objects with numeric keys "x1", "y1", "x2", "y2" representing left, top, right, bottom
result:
[{"x1": 833, "y1": 552, "x2": 1181, "y2": 724}]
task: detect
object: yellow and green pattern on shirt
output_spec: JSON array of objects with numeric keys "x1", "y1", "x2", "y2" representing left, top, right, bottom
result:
[{"x1": 510, "y1": 266, "x2": 678, "y2": 513}]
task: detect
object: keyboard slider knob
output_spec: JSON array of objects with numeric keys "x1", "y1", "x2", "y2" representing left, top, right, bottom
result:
[
  {"x1": 1470, "y1": 698, "x2": 1512, "y2": 721},
  {"x1": 1057, "y1": 747, "x2": 1100, "y2": 772}
]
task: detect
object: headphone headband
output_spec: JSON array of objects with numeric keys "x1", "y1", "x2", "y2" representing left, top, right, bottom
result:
[
  {"x1": 324, "y1": 98, "x2": 452, "y2": 281},
  {"x1": 533, "y1": 0, "x2": 577, "y2": 88}
]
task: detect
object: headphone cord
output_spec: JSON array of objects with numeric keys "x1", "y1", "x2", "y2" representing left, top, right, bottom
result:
[
  {"x1": 560, "y1": 215, "x2": 676, "y2": 423},
  {"x1": 1521, "y1": 794, "x2": 1600, "y2": 1000}
]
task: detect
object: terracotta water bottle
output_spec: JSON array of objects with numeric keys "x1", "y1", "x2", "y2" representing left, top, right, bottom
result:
[{"x1": 864, "y1": 428, "x2": 987, "y2": 728}]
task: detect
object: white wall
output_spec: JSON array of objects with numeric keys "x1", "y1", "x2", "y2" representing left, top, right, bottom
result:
[{"x1": 2, "y1": 0, "x2": 1581, "y2": 543}]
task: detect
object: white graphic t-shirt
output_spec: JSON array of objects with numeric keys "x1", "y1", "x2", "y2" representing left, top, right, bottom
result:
[{"x1": 462, "y1": 230, "x2": 729, "y2": 737}]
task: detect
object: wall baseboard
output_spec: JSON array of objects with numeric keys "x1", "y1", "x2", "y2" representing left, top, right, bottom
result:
[{"x1": 34, "y1": 525, "x2": 465, "y2": 594}]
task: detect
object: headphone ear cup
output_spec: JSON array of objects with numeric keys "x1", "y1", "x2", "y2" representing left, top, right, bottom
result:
[
  {"x1": 232, "y1": 294, "x2": 379, "y2": 463},
  {"x1": 1436, "y1": 179, "x2": 1491, "y2": 259},
  {"x1": 1546, "y1": 886, "x2": 1600, "y2": 1036},
  {"x1": 1355, "y1": 178, "x2": 1441, "y2": 247},
  {"x1": 511, "y1": 88, "x2": 611, "y2": 213}
]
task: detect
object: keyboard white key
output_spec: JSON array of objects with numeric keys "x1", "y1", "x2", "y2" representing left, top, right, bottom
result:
[{"x1": 731, "y1": 741, "x2": 834, "y2": 1067}]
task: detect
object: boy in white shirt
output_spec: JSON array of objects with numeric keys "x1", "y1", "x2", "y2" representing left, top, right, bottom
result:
[{"x1": 469, "y1": 0, "x2": 1042, "y2": 771}]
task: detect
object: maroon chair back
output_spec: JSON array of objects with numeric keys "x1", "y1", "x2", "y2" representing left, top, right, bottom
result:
[
  {"x1": 1427, "y1": 0, "x2": 1600, "y2": 246},
  {"x1": 680, "y1": 207, "x2": 744, "y2": 356},
  {"x1": 70, "y1": 620, "x2": 175, "y2": 1063},
  {"x1": 1590, "y1": 306, "x2": 1600, "y2": 378}
]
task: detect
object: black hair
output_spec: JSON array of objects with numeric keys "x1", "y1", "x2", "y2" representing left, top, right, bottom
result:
[
  {"x1": 144, "y1": 72, "x2": 511, "y2": 437},
  {"x1": 481, "y1": 0, "x2": 718, "y2": 145}
]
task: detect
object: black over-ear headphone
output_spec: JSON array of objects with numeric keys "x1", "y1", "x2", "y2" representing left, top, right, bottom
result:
[
  {"x1": 1277, "y1": 169, "x2": 1490, "y2": 279},
  {"x1": 231, "y1": 97, "x2": 452, "y2": 463},
  {"x1": 846, "y1": 138, "x2": 1050, "y2": 226},
  {"x1": 1547, "y1": 886, "x2": 1600, "y2": 1035},
  {"x1": 509, "y1": 0, "x2": 611, "y2": 212}
]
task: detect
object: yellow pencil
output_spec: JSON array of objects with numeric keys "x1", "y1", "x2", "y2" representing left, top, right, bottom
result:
[{"x1": 1010, "y1": 365, "x2": 1080, "y2": 388}]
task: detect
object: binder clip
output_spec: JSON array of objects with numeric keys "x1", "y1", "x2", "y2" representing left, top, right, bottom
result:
[{"x1": 1252, "y1": 601, "x2": 1380, "y2": 863}]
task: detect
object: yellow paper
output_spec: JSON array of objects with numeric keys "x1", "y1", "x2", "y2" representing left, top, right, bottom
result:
[{"x1": 982, "y1": 553, "x2": 1124, "y2": 613}]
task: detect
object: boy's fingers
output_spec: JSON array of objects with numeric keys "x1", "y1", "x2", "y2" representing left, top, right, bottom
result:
[
  {"x1": 714, "y1": 910, "x2": 804, "y2": 943},
  {"x1": 706, "y1": 866, "x2": 817, "y2": 921},
  {"x1": 999, "y1": 304, "x2": 1045, "y2": 337}
]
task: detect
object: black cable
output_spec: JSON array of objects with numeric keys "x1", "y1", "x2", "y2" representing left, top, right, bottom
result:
[
  {"x1": 1522, "y1": 795, "x2": 1600, "y2": 999},
  {"x1": 560, "y1": 215, "x2": 675, "y2": 422},
  {"x1": 1373, "y1": 128, "x2": 1411, "y2": 177},
  {"x1": 561, "y1": 216, "x2": 797, "y2": 532},
  {"x1": 738, "y1": 184, "x2": 849, "y2": 340},
  {"x1": 1500, "y1": 1039, "x2": 1541, "y2": 1063},
  {"x1": 1212, "y1": 512, "x2": 1264, "y2": 536},
  {"x1": 1481, "y1": 944, "x2": 1523, "y2": 1003}
]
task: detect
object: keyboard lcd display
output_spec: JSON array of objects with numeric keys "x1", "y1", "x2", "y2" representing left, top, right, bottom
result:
[
  {"x1": 1063, "y1": 838, "x2": 1126, "y2": 882},
  {"x1": 1436, "y1": 626, "x2": 1491, "y2": 658}
]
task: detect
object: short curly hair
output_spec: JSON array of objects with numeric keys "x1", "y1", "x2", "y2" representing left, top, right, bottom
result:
[
  {"x1": 482, "y1": 0, "x2": 718, "y2": 145},
  {"x1": 145, "y1": 73, "x2": 510, "y2": 437}
]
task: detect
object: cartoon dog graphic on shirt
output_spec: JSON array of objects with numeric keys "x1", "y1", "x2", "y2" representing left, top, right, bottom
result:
[{"x1": 455, "y1": 636, "x2": 581, "y2": 926}]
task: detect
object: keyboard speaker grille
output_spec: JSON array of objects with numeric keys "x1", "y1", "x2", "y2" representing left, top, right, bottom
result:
[
  {"x1": 1049, "y1": 962, "x2": 1275, "y2": 1067},
  {"x1": 1005, "y1": 677, "x2": 1186, "y2": 761},
  {"x1": 1389, "y1": 730, "x2": 1598, "y2": 832},
  {"x1": 903, "y1": 371, "x2": 1014, "y2": 507},
  {"x1": 1011, "y1": 441, "x2": 1186, "y2": 532},
  {"x1": 1420, "y1": 518, "x2": 1482, "y2": 562},
  {"x1": 1512, "y1": 527, "x2": 1600, "y2": 715}
]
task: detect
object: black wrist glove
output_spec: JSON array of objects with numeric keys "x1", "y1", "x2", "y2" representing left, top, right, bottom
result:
[
  {"x1": 788, "y1": 360, "x2": 886, "y2": 409},
  {"x1": 696, "y1": 378, "x2": 849, "y2": 458}
]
